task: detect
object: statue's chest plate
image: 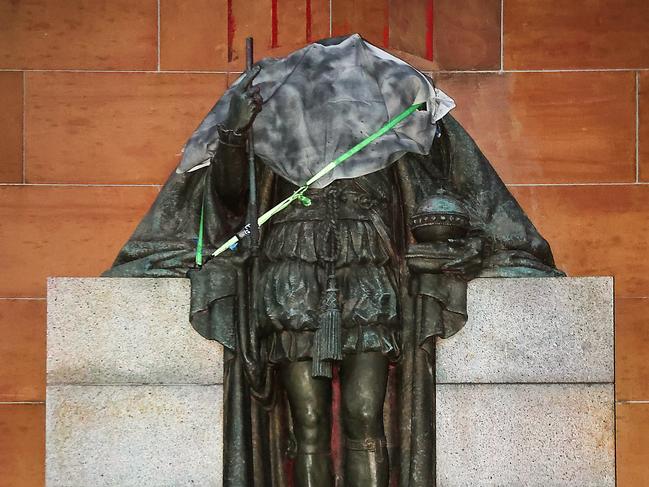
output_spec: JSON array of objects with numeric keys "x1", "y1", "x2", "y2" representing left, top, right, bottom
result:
[
  {"x1": 274, "y1": 168, "x2": 394, "y2": 223},
  {"x1": 264, "y1": 169, "x2": 396, "y2": 265}
]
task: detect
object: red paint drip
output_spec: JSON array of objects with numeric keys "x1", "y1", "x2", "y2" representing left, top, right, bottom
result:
[
  {"x1": 271, "y1": 0, "x2": 279, "y2": 48},
  {"x1": 426, "y1": 0, "x2": 434, "y2": 61},
  {"x1": 306, "y1": 0, "x2": 313, "y2": 43},
  {"x1": 227, "y1": 0, "x2": 235, "y2": 62},
  {"x1": 383, "y1": 1, "x2": 390, "y2": 48}
]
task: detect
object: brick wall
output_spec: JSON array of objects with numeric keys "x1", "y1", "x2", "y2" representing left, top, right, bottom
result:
[{"x1": 1, "y1": 1, "x2": 647, "y2": 485}]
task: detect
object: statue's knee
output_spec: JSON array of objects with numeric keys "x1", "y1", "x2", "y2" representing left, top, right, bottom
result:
[
  {"x1": 342, "y1": 401, "x2": 383, "y2": 439},
  {"x1": 294, "y1": 407, "x2": 330, "y2": 451}
]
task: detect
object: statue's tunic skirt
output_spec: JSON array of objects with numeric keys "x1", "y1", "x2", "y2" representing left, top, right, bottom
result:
[{"x1": 259, "y1": 169, "x2": 401, "y2": 363}]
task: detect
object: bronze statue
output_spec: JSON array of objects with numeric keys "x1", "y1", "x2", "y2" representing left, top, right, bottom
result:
[{"x1": 104, "y1": 35, "x2": 563, "y2": 487}]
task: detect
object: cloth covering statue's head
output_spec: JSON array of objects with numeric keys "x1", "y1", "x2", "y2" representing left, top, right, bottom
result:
[{"x1": 178, "y1": 33, "x2": 455, "y2": 188}]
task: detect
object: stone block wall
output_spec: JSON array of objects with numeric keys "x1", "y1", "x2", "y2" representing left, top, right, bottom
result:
[{"x1": 2, "y1": 2, "x2": 648, "y2": 484}]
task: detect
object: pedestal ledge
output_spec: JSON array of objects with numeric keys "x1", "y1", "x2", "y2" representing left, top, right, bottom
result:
[
  {"x1": 436, "y1": 277, "x2": 614, "y2": 383},
  {"x1": 47, "y1": 277, "x2": 223, "y2": 385}
]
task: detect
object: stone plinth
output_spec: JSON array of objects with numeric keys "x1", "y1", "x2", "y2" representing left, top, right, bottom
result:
[
  {"x1": 436, "y1": 277, "x2": 614, "y2": 383},
  {"x1": 437, "y1": 384, "x2": 614, "y2": 486},
  {"x1": 46, "y1": 277, "x2": 223, "y2": 487},
  {"x1": 436, "y1": 277, "x2": 615, "y2": 486},
  {"x1": 46, "y1": 276, "x2": 615, "y2": 486},
  {"x1": 48, "y1": 278, "x2": 223, "y2": 385},
  {"x1": 47, "y1": 385, "x2": 223, "y2": 487}
]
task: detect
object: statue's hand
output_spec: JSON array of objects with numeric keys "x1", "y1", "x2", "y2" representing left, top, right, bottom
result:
[
  {"x1": 440, "y1": 238, "x2": 483, "y2": 277},
  {"x1": 406, "y1": 238, "x2": 484, "y2": 277},
  {"x1": 222, "y1": 65, "x2": 263, "y2": 133}
]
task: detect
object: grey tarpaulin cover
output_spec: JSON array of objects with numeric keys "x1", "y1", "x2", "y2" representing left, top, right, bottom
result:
[{"x1": 177, "y1": 33, "x2": 455, "y2": 188}]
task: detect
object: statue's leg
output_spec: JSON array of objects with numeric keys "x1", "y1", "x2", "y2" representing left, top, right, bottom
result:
[
  {"x1": 340, "y1": 351, "x2": 389, "y2": 487},
  {"x1": 280, "y1": 360, "x2": 333, "y2": 487}
]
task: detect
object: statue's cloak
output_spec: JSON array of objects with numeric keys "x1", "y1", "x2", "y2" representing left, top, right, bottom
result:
[{"x1": 103, "y1": 36, "x2": 563, "y2": 487}]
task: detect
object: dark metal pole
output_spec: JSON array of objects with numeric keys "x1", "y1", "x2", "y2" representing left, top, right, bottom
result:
[
  {"x1": 246, "y1": 37, "x2": 260, "y2": 254},
  {"x1": 242, "y1": 36, "x2": 261, "y2": 390}
]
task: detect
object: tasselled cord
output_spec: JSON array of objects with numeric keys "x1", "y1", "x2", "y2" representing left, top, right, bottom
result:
[{"x1": 325, "y1": 186, "x2": 340, "y2": 295}]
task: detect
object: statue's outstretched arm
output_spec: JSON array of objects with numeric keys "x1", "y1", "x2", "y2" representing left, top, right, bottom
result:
[
  {"x1": 211, "y1": 66, "x2": 263, "y2": 205},
  {"x1": 211, "y1": 134, "x2": 248, "y2": 203}
]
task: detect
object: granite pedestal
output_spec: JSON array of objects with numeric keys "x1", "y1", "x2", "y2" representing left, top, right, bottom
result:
[
  {"x1": 436, "y1": 277, "x2": 615, "y2": 486},
  {"x1": 46, "y1": 276, "x2": 615, "y2": 486},
  {"x1": 46, "y1": 278, "x2": 224, "y2": 487}
]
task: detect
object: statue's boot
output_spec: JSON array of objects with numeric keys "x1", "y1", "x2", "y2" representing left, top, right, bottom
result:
[
  {"x1": 344, "y1": 437, "x2": 389, "y2": 487},
  {"x1": 295, "y1": 450, "x2": 333, "y2": 487}
]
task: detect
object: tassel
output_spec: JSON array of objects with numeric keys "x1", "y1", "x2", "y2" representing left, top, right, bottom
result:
[
  {"x1": 312, "y1": 189, "x2": 343, "y2": 378},
  {"x1": 311, "y1": 274, "x2": 343, "y2": 378}
]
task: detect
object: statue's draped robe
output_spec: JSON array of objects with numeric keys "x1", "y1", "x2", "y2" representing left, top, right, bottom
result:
[{"x1": 104, "y1": 113, "x2": 563, "y2": 486}]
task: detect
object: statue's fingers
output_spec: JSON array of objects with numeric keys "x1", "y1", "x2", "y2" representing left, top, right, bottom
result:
[
  {"x1": 240, "y1": 65, "x2": 261, "y2": 89},
  {"x1": 441, "y1": 259, "x2": 461, "y2": 270},
  {"x1": 252, "y1": 92, "x2": 264, "y2": 106},
  {"x1": 442, "y1": 255, "x2": 471, "y2": 269},
  {"x1": 246, "y1": 103, "x2": 262, "y2": 119},
  {"x1": 247, "y1": 98, "x2": 261, "y2": 110}
]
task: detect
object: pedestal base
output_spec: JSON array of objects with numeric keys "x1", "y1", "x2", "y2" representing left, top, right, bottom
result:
[{"x1": 46, "y1": 276, "x2": 615, "y2": 486}]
